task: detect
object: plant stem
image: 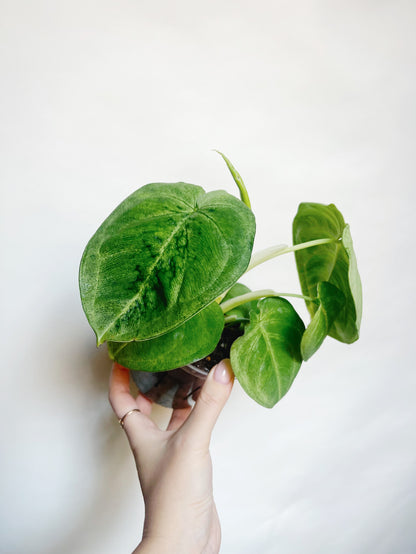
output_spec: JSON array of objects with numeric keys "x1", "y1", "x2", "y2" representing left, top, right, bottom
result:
[
  {"x1": 246, "y1": 237, "x2": 336, "y2": 272},
  {"x1": 220, "y1": 289, "x2": 315, "y2": 314},
  {"x1": 223, "y1": 314, "x2": 250, "y2": 325},
  {"x1": 215, "y1": 150, "x2": 251, "y2": 209}
]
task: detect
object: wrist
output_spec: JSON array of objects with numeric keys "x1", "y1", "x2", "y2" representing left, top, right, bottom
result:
[
  {"x1": 133, "y1": 537, "x2": 171, "y2": 554},
  {"x1": 134, "y1": 536, "x2": 203, "y2": 554}
]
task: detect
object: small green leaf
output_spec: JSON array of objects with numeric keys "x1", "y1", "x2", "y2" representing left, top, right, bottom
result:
[
  {"x1": 108, "y1": 301, "x2": 224, "y2": 372},
  {"x1": 301, "y1": 282, "x2": 345, "y2": 361},
  {"x1": 293, "y1": 203, "x2": 362, "y2": 344},
  {"x1": 79, "y1": 182, "x2": 255, "y2": 345},
  {"x1": 230, "y1": 297, "x2": 305, "y2": 408},
  {"x1": 214, "y1": 150, "x2": 252, "y2": 209}
]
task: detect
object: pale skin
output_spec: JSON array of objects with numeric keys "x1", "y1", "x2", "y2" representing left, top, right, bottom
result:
[{"x1": 109, "y1": 359, "x2": 235, "y2": 554}]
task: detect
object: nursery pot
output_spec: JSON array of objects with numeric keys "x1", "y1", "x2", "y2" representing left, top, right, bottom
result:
[{"x1": 130, "y1": 326, "x2": 242, "y2": 409}]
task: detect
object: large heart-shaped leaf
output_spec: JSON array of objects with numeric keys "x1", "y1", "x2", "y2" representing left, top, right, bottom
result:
[
  {"x1": 107, "y1": 301, "x2": 224, "y2": 372},
  {"x1": 301, "y1": 282, "x2": 345, "y2": 361},
  {"x1": 293, "y1": 203, "x2": 362, "y2": 343},
  {"x1": 79, "y1": 183, "x2": 255, "y2": 344},
  {"x1": 230, "y1": 297, "x2": 305, "y2": 408}
]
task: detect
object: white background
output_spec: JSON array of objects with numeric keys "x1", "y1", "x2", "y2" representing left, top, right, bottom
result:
[{"x1": 1, "y1": 1, "x2": 415, "y2": 552}]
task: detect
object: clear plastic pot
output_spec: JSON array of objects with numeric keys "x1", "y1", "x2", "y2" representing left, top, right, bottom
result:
[{"x1": 130, "y1": 325, "x2": 242, "y2": 409}]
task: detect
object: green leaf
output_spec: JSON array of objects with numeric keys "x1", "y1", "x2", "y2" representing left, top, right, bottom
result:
[
  {"x1": 293, "y1": 203, "x2": 362, "y2": 344},
  {"x1": 342, "y1": 224, "x2": 363, "y2": 332},
  {"x1": 230, "y1": 297, "x2": 305, "y2": 408},
  {"x1": 301, "y1": 282, "x2": 345, "y2": 361},
  {"x1": 221, "y1": 282, "x2": 255, "y2": 322},
  {"x1": 107, "y1": 301, "x2": 225, "y2": 372},
  {"x1": 79, "y1": 182, "x2": 255, "y2": 344},
  {"x1": 214, "y1": 151, "x2": 251, "y2": 208}
]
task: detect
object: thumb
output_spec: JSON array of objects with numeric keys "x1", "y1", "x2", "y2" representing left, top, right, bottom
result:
[{"x1": 180, "y1": 359, "x2": 234, "y2": 449}]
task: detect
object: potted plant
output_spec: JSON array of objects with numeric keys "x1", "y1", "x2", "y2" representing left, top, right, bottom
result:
[{"x1": 79, "y1": 153, "x2": 362, "y2": 409}]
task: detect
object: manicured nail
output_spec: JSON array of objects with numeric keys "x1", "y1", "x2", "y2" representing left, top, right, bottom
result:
[{"x1": 214, "y1": 360, "x2": 233, "y2": 384}]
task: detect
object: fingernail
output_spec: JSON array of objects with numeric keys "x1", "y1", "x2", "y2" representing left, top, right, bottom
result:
[{"x1": 214, "y1": 360, "x2": 233, "y2": 384}]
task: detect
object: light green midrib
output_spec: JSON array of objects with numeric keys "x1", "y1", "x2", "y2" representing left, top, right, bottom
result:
[
  {"x1": 96, "y1": 204, "x2": 236, "y2": 343},
  {"x1": 302, "y1": 237, "x2": 341, "y2": 301},
  {"x1": 93, "y1": 196, "x2": 251, "y2": 343},
  {"x1": 259, "y1": 324, "x2": 282, "y2": 402},
  {"x1": 97, "y1": 214, "x2": 192, "y2": 342}
]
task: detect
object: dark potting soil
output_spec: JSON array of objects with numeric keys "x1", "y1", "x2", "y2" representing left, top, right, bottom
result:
[{"x1": 188, "y1": 325, "x2": 244, "y2": 372}]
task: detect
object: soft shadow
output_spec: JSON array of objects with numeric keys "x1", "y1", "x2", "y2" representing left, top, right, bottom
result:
[{"x1": 40, "y1": 297, "x2": 172, "y2": 554}]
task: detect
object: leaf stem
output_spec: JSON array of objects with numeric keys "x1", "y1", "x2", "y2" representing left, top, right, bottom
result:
[
  {"x1": 215, "y1": 150, "x2": 251, "y2": 209},
  {"x1": 246, "y1": 237, "x2": 336, "y2": 272},
  {"x1": 223, "y1": 314, "x2": 250, "y2": 325},
  {"x1": 220, "y1": 289, "x2": 315, "y2": 314}
]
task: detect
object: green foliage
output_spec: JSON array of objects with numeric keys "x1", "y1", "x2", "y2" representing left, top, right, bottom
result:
[
  {"x1": 108, "y1": 301, "x2": 224, "y2": 372},
  {"x1": 221, "y1": 282, "x2": 256, "y2": 322},
  {"x1": 214, "y1": 151, "x2": 251, "y2": 208},
  {"x1": 300, "y1": 282, "x2": 345, "y2": 361},
  {"x1": 230, "y1": 297, "x2": 305, "y2": 408},
  {"x1": 293, "y1": 203, "x2": 362, "y2": 344},
  {"x1": 79, "y1": 182, "x2": 255, "y2": 345},
  {"x1": 79, "y1": 156, "x2": 362, "y2": 409}
]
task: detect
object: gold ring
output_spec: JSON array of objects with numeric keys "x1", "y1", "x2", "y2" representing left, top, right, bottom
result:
[{"x1": 119, "y1": 408, "x2": 141, "y2": 428}]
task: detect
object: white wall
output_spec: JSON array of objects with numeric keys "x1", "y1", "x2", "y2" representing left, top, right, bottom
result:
[{"x1": 1, "y1": 1, "x2": 415, "y2": 552}]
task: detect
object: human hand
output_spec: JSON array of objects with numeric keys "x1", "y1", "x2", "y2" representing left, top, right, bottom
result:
[{"x1": 109, "y1": 360, "x2": 234, "y2": 554}]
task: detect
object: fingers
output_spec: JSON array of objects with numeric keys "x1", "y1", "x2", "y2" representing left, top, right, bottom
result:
[
  {"x1": 109, "y1": 362, "x2": 133, "y2": 417},
  {"x1": 166, "y1": 406, "x2": 192, "y2": 432},
  {"x1": 110, "y1": 360, "x2": 233, "y2": 451},
  {"x1": 109, "y1": 363, "x2": 155, "y2": 434},
  {"x1": 179, "y1": 359, "x2": 234, "y2": 450}
]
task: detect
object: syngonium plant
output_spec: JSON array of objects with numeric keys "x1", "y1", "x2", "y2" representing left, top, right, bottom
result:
[{"x1": 79, "y1": 153, "x2": 362, "y2": 408}]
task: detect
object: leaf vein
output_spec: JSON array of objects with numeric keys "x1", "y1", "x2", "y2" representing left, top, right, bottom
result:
[
  {"x1": 97, "y1": 214, "x2": 192, "y2": 341},
  {"x1": 259, "y1": 324, "x2": 281, "y2": 401}
]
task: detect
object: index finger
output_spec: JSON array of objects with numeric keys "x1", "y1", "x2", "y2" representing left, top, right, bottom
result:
[{"x1": 109, "y1": 362, "x2": 152, "y2": 419}]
